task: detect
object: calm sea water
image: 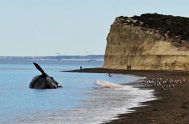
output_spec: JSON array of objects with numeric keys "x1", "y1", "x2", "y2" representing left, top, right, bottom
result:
[{"x1": 0, "y1": 59, "x2": 156, "y2": 124}]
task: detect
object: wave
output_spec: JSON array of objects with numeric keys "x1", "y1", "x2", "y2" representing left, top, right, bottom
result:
[{"x1": 95, "y1": 80, "x2": 138, "y2": 91}]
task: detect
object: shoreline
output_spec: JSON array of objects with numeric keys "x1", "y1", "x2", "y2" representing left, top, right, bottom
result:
[{"x1": 65, "y1": 68, "x2": 189, "y2": 124}]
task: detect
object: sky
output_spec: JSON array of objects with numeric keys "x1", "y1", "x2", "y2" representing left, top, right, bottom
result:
[{"x1": 0, "y1": 0, "x2": 189, "y2": 56}]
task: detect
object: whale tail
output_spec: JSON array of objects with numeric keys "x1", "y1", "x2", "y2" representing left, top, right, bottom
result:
[{"x1": 33, "y1": 62, "x2": 47, "y2": 77}]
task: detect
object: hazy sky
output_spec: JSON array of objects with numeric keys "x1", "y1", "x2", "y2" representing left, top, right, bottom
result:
[{"x1": 0, "y1": 0, "x2": 189, "y2": 56}]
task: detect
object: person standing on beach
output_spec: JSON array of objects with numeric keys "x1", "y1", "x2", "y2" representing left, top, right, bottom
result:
[{"x1": 80, "y1": 66, "x2": 83, "y2": 71}]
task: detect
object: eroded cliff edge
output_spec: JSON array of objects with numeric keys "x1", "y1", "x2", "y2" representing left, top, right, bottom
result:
[{"x1": 104, "y1": 13, "x2": 189, "y2": 70}]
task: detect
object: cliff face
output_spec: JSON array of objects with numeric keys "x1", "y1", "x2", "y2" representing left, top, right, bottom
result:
[{"x1": 104, "y1": 14, "x2": 189, "y2": 70}]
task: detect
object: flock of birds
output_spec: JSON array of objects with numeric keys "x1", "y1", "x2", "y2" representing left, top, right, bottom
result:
[
  {"x1": 108, "y1": 73, "x2": 188, "y2": 90},
  {"x1": 142, "y1": 77, "x2": 187, "y2": 90}
]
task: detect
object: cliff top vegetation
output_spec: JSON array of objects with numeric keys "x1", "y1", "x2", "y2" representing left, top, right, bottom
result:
[{"x1": 119, "y1": 13, "x2": 189, "y2": 41}]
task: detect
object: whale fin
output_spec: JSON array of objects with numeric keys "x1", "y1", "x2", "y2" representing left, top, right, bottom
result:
[{"x1": 33, "y1": 62, "x2": 47, "y2": 77}]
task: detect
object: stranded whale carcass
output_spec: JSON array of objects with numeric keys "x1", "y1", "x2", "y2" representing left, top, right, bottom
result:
[{"x1": 29, "y1": 63, "x2": 62, "y2": 89}]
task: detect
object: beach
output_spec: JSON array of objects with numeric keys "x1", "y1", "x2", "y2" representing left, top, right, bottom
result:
[{"x1": 66, "y1": 68, "x2": 189, "y2": 124}]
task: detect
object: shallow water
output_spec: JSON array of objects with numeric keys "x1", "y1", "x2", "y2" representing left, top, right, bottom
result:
[{"x1": 0, "y1": 59, "x2": 156, "y2": 124}]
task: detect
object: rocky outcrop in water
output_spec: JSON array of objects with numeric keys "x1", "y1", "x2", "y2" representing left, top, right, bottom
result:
[{"x1": 104, "y1": 13, "x2": 189, "y2": 70}]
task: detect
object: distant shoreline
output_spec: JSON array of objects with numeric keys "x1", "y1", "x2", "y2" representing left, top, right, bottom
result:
[
  {"x1": 65, "y1": 68, "x2": 189, "y2": 124},
  {"x1": 0, "y1": 55, "x2": 104, "y2": 60}
]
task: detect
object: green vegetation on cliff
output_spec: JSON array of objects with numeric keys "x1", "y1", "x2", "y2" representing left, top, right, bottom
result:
[{"x1": 120, "y1": 13, "x2": 189, "y2": 41}]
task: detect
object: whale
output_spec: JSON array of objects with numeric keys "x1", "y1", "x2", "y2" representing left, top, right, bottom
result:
[{"x1": 29, "y1": 62, "x2": 62, "y2": 89}]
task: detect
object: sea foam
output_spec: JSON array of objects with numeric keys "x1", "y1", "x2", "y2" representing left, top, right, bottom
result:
[{"x1": 12, "y1": 79, "x2": 156, "y2": 124}]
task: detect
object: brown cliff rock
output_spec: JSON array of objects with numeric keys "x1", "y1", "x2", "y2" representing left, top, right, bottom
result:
[{"x1": 104, "y1": 14, "x2": 189, "y2": 70}]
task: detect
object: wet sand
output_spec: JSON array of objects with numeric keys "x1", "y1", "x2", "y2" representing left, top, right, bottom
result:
[{"x1": 65, "y1": 68, "x2": 189, "y2": 124}]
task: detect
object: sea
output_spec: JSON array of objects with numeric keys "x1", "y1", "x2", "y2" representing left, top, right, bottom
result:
[{"x1": 0, "y1": 59, "x2": 156, "y2": 124}]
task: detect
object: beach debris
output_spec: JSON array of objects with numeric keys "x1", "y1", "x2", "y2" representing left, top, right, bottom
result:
[{"x1": 29, "y1": 62, "x2": 62, "y2": 89}]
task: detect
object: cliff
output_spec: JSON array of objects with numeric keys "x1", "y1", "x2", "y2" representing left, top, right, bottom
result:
[{"x1": 104, "y1": 13, "x2": 189, "y2": 70}]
